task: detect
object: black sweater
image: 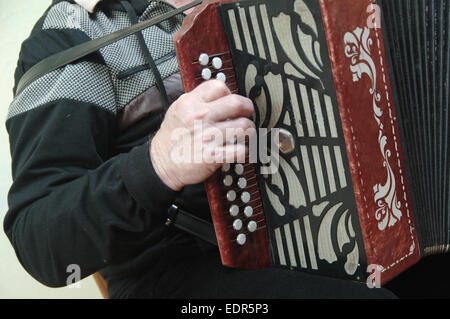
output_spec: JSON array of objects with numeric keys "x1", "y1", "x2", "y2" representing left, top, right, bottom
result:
[{"x1": 4, "y1": 0, "x2": 211, "y2": 288}]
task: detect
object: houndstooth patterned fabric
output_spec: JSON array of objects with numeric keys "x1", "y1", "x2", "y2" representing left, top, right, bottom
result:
[
  {"x1": 9, "y1": 1, "x2": 183, "y2": 120},
  {"x1": 8, "y1": 62, "x2": 116, "y2": 119}
]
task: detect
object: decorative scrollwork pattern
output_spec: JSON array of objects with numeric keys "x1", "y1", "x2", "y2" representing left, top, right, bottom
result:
[{"x1": 344, "y1": 27, "x2": 402, "y2": 231}]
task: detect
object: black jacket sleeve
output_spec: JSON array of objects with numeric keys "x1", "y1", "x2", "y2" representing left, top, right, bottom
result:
[{"x1": 4, "y1": 54, "x2": 177, "y2": 288}]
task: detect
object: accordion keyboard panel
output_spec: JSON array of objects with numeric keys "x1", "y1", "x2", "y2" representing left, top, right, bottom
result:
[{"x1": 174, "y1": 0, "x2": 272, "y2": 269}]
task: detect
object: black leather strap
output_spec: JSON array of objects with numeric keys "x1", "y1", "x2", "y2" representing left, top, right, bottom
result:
[
  {"x1": 121, "y1": 0, "x2": 171, "y2": 111},
  {"x1": 15, "y1": 0, "x2": 203, "y2": 96},
  {"x1": 167, "y1": 205, "x2": 218, "y2": 246}
]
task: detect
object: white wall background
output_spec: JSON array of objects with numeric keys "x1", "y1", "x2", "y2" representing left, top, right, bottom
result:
[{"x1": 0, "y1": 1, "x2": 101, "y2": 299}]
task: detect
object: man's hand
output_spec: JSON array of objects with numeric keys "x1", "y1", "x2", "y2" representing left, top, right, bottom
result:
[{"x1": 150, "y1": 80, "x2": 256, "y2": 191}]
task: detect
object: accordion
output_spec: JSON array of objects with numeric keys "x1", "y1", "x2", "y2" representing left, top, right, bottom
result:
[{"x1": 173, "y1": 0, "x2": 449, "y2": 285}]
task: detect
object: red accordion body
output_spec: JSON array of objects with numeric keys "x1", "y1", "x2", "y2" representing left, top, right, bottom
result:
[{"x1": 174, "y1": 0, "x2": 421, "y2": 285}]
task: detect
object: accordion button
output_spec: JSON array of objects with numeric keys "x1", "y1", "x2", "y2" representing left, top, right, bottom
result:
[
  {"x1": 216, "y1": 72, "x2": 226, "y2": 82},
  {"x1": 229, "y1": 205, "x2": 239, "y2": 217},
  {"x1": 237, "y1": 177, "x2": 247, "y2": 189},
  {"x1": 233, "y1": 219, "x2": 243, "y2": 231},
  {"x1": 236, "y1": 233, "x2": 247, "y2": 246},
  {"x1": 244, "y1": 206, "x2": 253, "y2": 217},
  {"x1": 222, "y1": 163, "x2": 231, "y2": 172},
  {"x1": 198, "y1": 53, "x2": 209, "y2": 66},
  {"x1": 241, "y1": 192, "x2": 251, "y2": 203},
  {"x1": 223, "y1": 175, "x2": 233, "y2": 187},
  {"x1": 201, "y1": 68, "x2": 212, "y2": 80},
  {"x1": 212, "y1": 57, "x2": 223, "y2": 69},
  {"x1": 234, "y1": 164, "x2": 244, "y2": 175},
  {"x1": 248, "y1": 221, "x2": 257, "y2": 233},
  {"x1": 227, "y1": 190, "x2": 236, "y2": 201}
]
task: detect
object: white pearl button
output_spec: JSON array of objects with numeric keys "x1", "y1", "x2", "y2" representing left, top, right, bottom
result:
[
  {"x1": 241, "y1": 191, "x2": 251, "y2": 203},
  {"x1": 201, "y1": 68, "x2": 212, "y2": 80},
  {"x1": 212, "y1": 57, "x2": 223, "y2": 69},
  {"x1": 236, "y1": 233, "x2": 247, "y2": 246},
  {"x1": 216, "y1": 72, "x2": 226, "y2": 82},
  {"x1": 223, "y1": 175, "x2": 233, "y2": 187},
  {"x1": 234, "y1": 164, "x2": 244, "y2": 175},
  {"x1": 248, "y1": 221, "x2": 257, "y2": 233},
  {"x1": 229, "y1": 205, "x2": 239, "y2": 217},
  {"x1": 222, "y1": 163, "x2": 231, "y2": 172},
  {"x1": 237, "y1": 177, "x2": 247, "y2": 189},
  {"x1": 198, "y1": 53, "x2": 209, "y2": 66},
  {"x1": 227, "y1": 190, "x2": 236, "y2": 201},
  {"x1": 244, "y1": 206, "x2": 253, "y2": 218},
  {"x1": 233, "y1": 219, "x2": 243, "y2": 231}
]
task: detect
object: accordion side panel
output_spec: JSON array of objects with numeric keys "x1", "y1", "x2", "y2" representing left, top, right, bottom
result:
[
  {"x1": 174, "y1": 0, "x2": 272, "y2": 270},
  {"x1": 319, "y1": 0, "x2": 420, "y2": 284}
]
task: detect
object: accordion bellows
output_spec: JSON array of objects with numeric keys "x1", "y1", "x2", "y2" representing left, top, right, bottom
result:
[{"x1": 173, "y1": 0, "x2": 449, "y2": 284}]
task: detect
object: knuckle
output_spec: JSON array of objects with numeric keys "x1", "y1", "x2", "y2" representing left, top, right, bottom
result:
[
  {"x1": 185, "y1": 112, "x2": 203, "y2": 127},
  {"x1": 246, "y1": 98, "x2": 255, "y2": 112},
  {"x1": 229, "y1": 94, "x2": 244, "y2": 110},
  {"x1": 211, "y1": 79, "x2": 229, "y2": 92},
  {"x1": 187, "y1": 107, "x2": 209, "y2": 127},
  {"x1": 175, "y1": 94, "x2": 209, "y2": 126},
  {"x1": 174, "y1": 93, "x2": 191, "y2": 111},
  {"x1": 237, "y1": 118, "x2": 252, "y2": 130},
  {"x1": 246, "y1": 119, "x2": 257, "y2": 132},
  {"x1": 200, "y1": 79, "x2": 229, "y2": 97},
  {"x1": 240, "y1": 96, "x2": 254, "y2": 113},
  {"x1": 184, "y1": 116, "x2": 195, "y2": 127},
  {"x1": 229, "y1": 95, "x2": 254, "y2": 115},
  {"x1": 176, "y1": 92, "x2": 190, "y2": 104}
]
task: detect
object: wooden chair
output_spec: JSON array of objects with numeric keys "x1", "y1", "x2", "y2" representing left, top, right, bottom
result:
[{"x1": 92, "y1": 273, "x2": 109, "y2": 299}]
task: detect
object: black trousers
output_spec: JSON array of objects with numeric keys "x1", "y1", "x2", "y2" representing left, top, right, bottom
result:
[{"x1": 107, "y1": 247, "x2": 396, "y2": 299}]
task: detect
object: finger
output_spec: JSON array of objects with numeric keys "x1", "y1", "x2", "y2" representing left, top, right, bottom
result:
[
  {"x1": 222, "y1": 143, "x2": 248, "y2": 163},
  {"x1": 192, "y1": 79, "x2": 231, "y2": 102},
  {"x1": 201, "y1": 118, "x2": 256, "y2": 145},
  {"x1": 207, "y1": 143, "x2": 248, "y2": 164},
  {"x1": 205, "y1": 94, "x2": 254, "y2": 122}
]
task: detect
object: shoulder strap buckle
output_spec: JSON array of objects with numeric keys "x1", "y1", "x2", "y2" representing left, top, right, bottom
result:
[{"x1": 166, "y1": 204, "x2": 218, "y2": 246}]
